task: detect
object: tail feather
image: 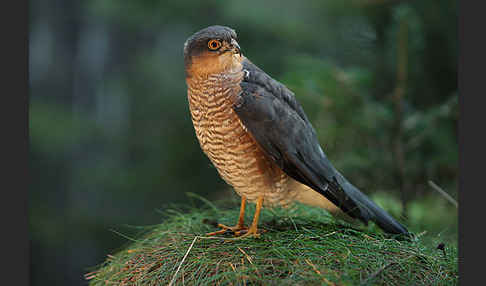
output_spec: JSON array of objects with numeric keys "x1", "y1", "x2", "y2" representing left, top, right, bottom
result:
[
  {"x1": 339, "y1": 178, "x2": 409, "y2": 235},
  {"x1": 293, "y1": 177, "x2": 409, "y2": 235}
]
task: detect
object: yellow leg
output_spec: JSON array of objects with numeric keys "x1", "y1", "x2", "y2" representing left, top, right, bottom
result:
[
  {"x1": 206, "y1": 197, "x2": 248, "y2": 236},
  {"x1": 236, "y1": 196, "x2": 246, "y2": 227},
  {"x1": 237, "y1": 195, "x2": 264, "y2": 238}
]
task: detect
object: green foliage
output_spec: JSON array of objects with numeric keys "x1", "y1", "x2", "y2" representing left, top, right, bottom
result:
[
  {"x1": 29, "y1": 0, "x2": 457, "y2": 284},
  {"x1": 87, "y1": 198, "x2": 457, "y2": 285}
]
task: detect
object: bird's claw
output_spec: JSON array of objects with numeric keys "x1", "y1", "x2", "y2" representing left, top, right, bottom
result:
[
  {"x1": 206, "y1": 223, "x2": 248, "y2": 237},
  {"x1": 234, "y1": 227, "x2": 266, "y2": 239}
]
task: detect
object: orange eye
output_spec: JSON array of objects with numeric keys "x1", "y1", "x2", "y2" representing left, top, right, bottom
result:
[{"x1": 208, "y1": 39, "x2": 222, "y2": 50}]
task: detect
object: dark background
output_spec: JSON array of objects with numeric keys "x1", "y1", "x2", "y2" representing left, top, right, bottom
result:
[{"x1": 29, "y1": 1, "x2": 457, "y2": 285}]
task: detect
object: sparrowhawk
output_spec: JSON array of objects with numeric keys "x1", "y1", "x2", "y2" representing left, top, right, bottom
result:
[{"x1": 183, "y1": 25, "x2": 409, "y2": 238}]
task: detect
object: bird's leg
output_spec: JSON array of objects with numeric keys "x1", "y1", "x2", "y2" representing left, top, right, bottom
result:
[
  {"x1": 206, "y1": 196, "x2": 248, "y2": 236},
  {"x1": 235, "y1": 195, "x2": 264, "y2": 238}
]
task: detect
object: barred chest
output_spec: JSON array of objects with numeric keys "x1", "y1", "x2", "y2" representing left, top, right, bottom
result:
[{"x1": 186, "y1": 72, "x2": 294, "y2": 205}]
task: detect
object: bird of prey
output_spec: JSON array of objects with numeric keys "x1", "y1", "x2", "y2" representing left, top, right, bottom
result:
[{"x1": 183, "y1": 25, "x2": 409, "y2": 238}]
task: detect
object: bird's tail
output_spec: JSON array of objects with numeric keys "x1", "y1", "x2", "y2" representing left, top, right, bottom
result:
[
  {"x1": 294, "y1": 171, "x2": 409, "y2": 237},
  {"x1": 337, "y1": 175, "x2": 409, "y2": 235},
  {"x1": 293, "y1": 178, "x2": 409, "y2": 235}
]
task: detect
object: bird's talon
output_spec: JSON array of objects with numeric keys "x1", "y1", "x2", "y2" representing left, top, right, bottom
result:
[
  {"x1": 206, "y1": 223, "x2": 248, "y2": 237},
  {"x1": 233, "y1": 230, "x2": 245, "y2": 236},
  {"x1": 206, "y1": 229, "x2": 230, "y2": 236},
  {"x1": 237, "y1": 230, "x2": 261, "y2": 239}
]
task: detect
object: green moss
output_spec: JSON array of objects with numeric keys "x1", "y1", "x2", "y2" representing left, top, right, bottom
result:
[{"x1": 86, "y1": 199, "x2": 457, "y2": 285}]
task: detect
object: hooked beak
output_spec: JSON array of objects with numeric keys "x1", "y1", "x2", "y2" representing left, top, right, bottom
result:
[{"x1": 231, "y1": 38, "x2": 242, "y2": 56}]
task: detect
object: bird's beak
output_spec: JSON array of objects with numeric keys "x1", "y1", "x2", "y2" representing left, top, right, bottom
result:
[{"x1": 231, "y1": 38, "x2": 241, "y2": 56}]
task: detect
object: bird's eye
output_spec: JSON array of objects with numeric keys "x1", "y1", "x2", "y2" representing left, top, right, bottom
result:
[{"x1": 208, "y1": 39, "x2": 222, "y2": 50}]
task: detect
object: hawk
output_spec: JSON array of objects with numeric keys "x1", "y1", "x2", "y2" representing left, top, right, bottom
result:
[{"x1": 183, "y1": 25, "x2": 408, "y2": 238}]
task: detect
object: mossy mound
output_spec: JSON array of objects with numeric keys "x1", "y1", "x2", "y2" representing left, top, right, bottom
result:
[{"x1": 86, "y1": 199, "x2": 458, "y2": 285}]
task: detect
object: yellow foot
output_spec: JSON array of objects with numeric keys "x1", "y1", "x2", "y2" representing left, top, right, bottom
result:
[
  {"x1": 206, "y1": 223, "x2": 248, "y2": 237},
  {"x1": 233, "y1": 226, "x2": 266, "y2": 239},
  {"x1": 204, "y1": 195, "x2": 266, "y2": 239}
]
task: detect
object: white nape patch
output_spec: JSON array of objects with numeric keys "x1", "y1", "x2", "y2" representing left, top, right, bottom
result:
[{"x1": 243, "y1": 69, "x2": 250, "y2": 79}]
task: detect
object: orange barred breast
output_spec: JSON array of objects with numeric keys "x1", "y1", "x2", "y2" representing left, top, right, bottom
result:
[{"x1": 186, "y1": 72, "x2": 298, "y2": 206}]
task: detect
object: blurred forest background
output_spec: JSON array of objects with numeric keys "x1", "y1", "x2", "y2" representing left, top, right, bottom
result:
[{"x1": 29, "y1": 0, "x2": 457, "y2": 285}]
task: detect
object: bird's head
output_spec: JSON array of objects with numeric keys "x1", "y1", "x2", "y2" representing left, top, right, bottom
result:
[{"x1": 183, "y1": 25, "x2": 242, "y2": 78}]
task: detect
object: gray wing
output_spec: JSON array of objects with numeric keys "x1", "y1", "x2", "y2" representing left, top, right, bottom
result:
[
  {"x1": 232, "y1": 58, "x2": 409, "y2": 235},
  {"x1": 234, "y1": 59, "x2": 365, "y2": 220}
]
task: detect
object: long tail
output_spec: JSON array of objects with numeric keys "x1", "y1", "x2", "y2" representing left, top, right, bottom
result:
[
  {"x1": 335, "y1": 172, "x2": 409, "y2": 235},
  {"x1": 295, "y1": 179, "x2": 409, "y2": 235}
]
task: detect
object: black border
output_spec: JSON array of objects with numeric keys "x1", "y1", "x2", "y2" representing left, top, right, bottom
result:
[
  {"x1": 0, "y1": 1, "x2": 29, "y2": 285},
  {"x1": 458, "y1": 1, "x2": 481, "y2": 285}
]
